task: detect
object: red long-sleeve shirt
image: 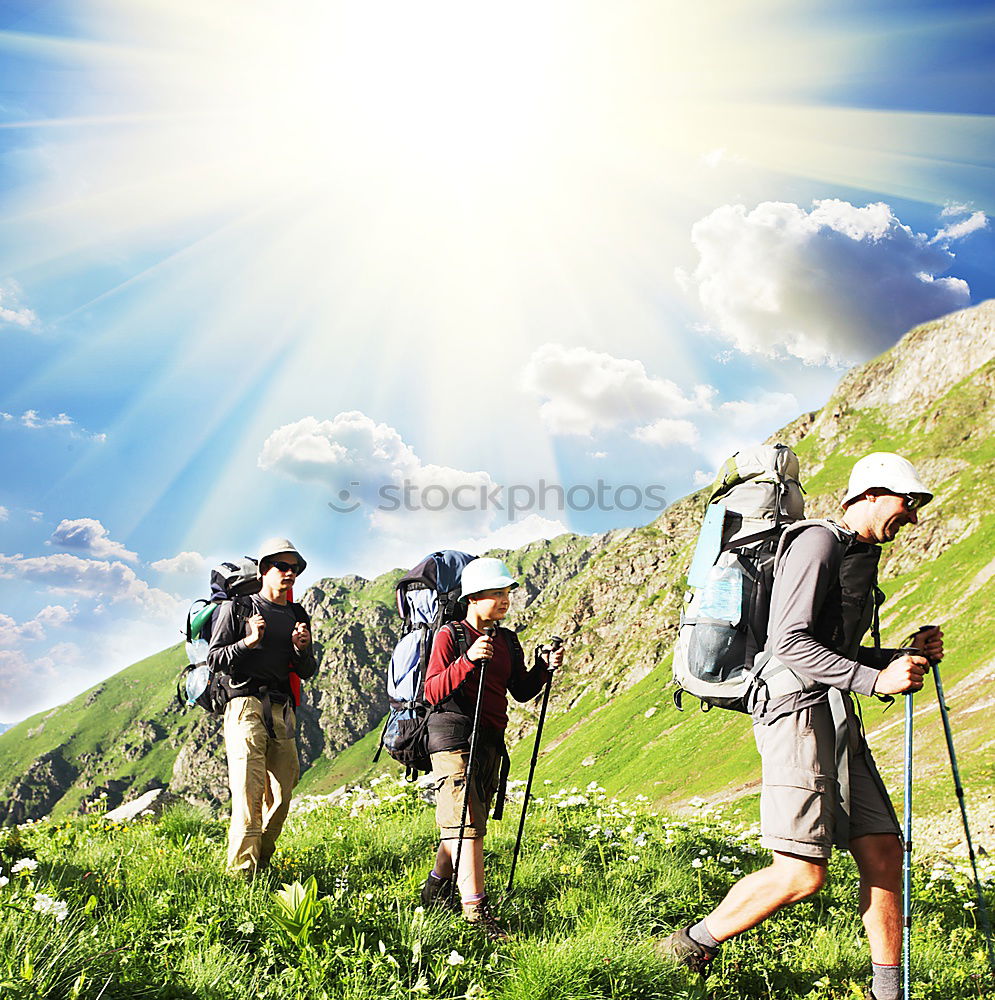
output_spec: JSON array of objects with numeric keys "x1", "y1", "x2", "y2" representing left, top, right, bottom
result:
[{"x1": 424, "y1": 621, "x2": 549, "y2": 731}]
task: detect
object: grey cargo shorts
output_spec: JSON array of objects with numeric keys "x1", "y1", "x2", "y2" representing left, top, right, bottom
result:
[{"x1": 754, "y1": 698, "x2": 900, "y2": 859}]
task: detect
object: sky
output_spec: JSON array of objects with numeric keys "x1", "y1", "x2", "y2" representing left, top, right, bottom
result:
[{"x1": 1, "y1": 0, "x2": 994, "y2": 722}]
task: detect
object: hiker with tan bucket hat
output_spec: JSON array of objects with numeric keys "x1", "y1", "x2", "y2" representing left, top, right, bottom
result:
[{"x1": 208, "y1": 537, "x2": 316, "y2": 878}]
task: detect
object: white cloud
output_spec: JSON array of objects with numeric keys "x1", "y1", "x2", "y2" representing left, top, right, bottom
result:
[
  {"x1": 50, "y1": 518, "x2": 138, "y2": 562},
  {"x1": 0, "y1": 605, "x2": 73, "y2": 647},
  {"x1": 0, "y1": 553, "x2": 181, "y2": 618},
  {"x1": 633, "y1": 418, "x2": 700, "y2": 448},
  {"x1": 22, "y1": 410, "x2": 73, "y2": 429},
  {"x1": 150, "y1": 551, "x2": 208, "y2": 575},
  {"x1": 258, "y1": 411, "x2": 420, "y2": 498},
  {"x1": 0, "y1": 283, "x2": 38, "y2": 330},
  {"x1": 521, "y1": 343, "x2": 716, "y2": 436},
  {"x1": 698, "y1": 391, "x2": 803, "y2": 468},
  {"x1": 449, "y1": 514, "x2": 570, "y2": 556},
  {"x1": 941, "y1": 202, "x2": 970, "y2": 217},
  {"x1": 701, "y1": 147, "x2": 727, "y2": 169},
  {"x1": 0, "y1": 644, "x2": 85, "y2": 720},
  {"x1": 9, "y1": 410, "x2": 106, "y2": 441},
  {"x1": 693, "y1": 469, "x2": 714, "y2": 487},
  {"x1": 0, "y1": 649, "x2": 57, "y2": 717},
  {"x1": 685, "y1": 199, "x2": 972, "y2": 365},
  {"x1": 0, "y1": 614, "x2": 45, "y2": 646},
  {"x1": 260, "y1": 410, "x2": 509, "y2": 550},
  {"x1": 0, "y1": 506, "x2": 8, "y2": 521},
  {"x1": 933, "y1": 210, "x2": 987, "y2": 243},
  {"x1": 719, "y1": 391, "x2": 800, "y2": 430},
  {"x1": 700, "y1": 147, "x2": 742, "y2": 170},
  {"x1": 36, "y1": 605, "x2": 74, "y2": 628}
]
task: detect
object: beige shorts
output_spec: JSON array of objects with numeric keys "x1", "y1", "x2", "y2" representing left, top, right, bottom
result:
[
  {"x1": 754, "y1": 699, "x2": 900, "y2": 859},
  {"x1": 431, "y1": 746, "x2": 503, "y2": 840}
]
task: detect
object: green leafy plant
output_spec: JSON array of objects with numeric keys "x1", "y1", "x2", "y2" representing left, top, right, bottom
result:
[{"x1": 271, "y1": 876, "x2": 325, "y2": 950}]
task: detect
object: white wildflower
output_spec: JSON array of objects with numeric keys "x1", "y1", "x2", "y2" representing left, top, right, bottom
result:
[
  {"x1": 0, "y1": 876, "x2": 9, "y2": 888},
  {"x1": 691, "y1": 859, "x2": 704, "y2": 869},
  {"x1": 33, "y1": 893, "x2": 68, "y2": 922},
  {"x1": 447, "y1": 950, "x2": 465, "y2": 965},
  {"x1": 12, "y1": 858, "x2": 38, "y2": 874}
]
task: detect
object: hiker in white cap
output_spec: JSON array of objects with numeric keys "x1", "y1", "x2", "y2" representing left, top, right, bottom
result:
[
  {"x1": 208, "y1": 537, "x2": 316, "y2": 878},
  {"x1": 660, "y1": 454, "x2": 943, "y2": 1000},
  {"x1": 418, "y1": 557, "x2": 564, "y2": 939}
]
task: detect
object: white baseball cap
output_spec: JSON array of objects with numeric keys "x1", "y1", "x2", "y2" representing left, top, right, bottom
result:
[
  {"x1": 841, "y1": 453, "x2": 933, "y2": 509},
  {"x1": 459, "y1": 557, "x2": 518, "y2": 598}
]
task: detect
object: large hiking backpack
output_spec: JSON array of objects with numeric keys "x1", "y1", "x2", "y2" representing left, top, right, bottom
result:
[
  {"x1": 176, "y1": 557, "x2": 306, "y2": 715},
  {"x1": 374, "y1": 550, "x2": 477, "y2": 779},
  {"x1": 672, "y1": 443, "x2": 805, "y2": 713}
]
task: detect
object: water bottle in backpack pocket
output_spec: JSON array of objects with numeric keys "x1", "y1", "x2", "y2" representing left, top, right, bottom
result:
[
  {"x1": 684, "y1": 554, "x2": 747, "y2": 683},
  {"x1": 673, "y1": 533, "x2": 779, "y2": 713}
]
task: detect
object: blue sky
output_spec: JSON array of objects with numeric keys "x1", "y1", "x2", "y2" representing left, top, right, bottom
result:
[{"x1": 1, "y1": 0, "x2": 994, "y2": 722}]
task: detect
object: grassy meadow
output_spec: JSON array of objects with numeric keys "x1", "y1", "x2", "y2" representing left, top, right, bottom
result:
[{"x1": 1, "y1": 776, "x2": 992, "y2": 1000}]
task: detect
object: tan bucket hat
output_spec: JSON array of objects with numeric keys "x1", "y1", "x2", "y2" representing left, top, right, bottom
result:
[{"x1": 257, "y1": 537, "x2": 307, "y2": 574}]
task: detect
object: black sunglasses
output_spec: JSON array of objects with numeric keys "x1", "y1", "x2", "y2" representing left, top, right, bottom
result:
[{"x1": 269, "y1": 560, "x2": 300, "y2": 574}]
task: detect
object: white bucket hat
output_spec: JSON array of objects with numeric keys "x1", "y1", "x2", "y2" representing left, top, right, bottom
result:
[
  {"x1": 459, "y1": 557, "x2": 518, "y2": 598},
  {"x1": 841, "y1": 453, "x2": 933, "y2": 509},
  {"x1": 257, "y1": 537, "x2": 307, "y2": 574}
]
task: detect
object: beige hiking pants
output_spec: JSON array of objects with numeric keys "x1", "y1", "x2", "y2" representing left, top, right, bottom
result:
[{"x1": 223, "y1": 695, "x2": 299, "y2": 874}]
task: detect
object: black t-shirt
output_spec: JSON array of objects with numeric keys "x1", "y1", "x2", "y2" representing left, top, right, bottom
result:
[{"x1": 207, "y1": 594, "x2": 317, "y2": 695}]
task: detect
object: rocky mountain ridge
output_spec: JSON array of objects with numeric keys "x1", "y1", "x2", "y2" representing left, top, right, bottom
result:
[{"x1": 1, "y1": 300, "x2": 994, "y2": 824}]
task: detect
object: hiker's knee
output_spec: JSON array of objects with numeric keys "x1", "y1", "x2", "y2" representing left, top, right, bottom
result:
[
  {"x1": 851, "y1": 833, "x2": 902, "y2": 886},
  {"x1": 774, "y1": 854, "x2": 827, "y2": 900}
]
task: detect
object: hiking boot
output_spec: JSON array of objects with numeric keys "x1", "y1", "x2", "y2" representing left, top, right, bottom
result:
[
  {"x1": 654, "y1": 924, "x2": 718, "y2": 976},
  {"x1": 419, "y1": 872, "x2": 456, "y2": 909},
  {"x1": 462, "y1": 895, "x2": 509, "y2": 941}
]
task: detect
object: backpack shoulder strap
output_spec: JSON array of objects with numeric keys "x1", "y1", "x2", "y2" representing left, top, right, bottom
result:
[
  {"x1": 448, "y1": 621, "x2": 470, "y2": 657},
  {"x1": 773, "y1": 518, "x2": 851, "y2": 571},
  {"x1": 232, "y1": 594, "x2": 255, "y2": 626}
]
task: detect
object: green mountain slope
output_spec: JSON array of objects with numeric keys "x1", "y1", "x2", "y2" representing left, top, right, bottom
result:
[{"x1": 2, "y1": 300, "x2": 994, "y2": 830}]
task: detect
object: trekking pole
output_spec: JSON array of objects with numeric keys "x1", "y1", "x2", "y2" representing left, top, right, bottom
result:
[
  {"x1": 506, "y1": 636, "x2": 563, "y2": 895},
  {"x1": 903, "y1": 687, "x2": 913, "y2": 1000},
  {"x1": 931, "y1": 658, "x2": 995, "y2": 979},
  {"x1": 451, "y1": 625, "x2": 494, "y2": 899}
]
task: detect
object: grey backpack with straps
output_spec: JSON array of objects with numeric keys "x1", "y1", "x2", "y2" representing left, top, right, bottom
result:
[{"x1": 672, "y1": 443, "x2": 805, "y2": 713}]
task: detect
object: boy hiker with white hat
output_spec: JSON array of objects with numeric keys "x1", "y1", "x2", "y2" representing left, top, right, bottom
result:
[
  {"x1": 419, "y1": 557, "x2": 564, "y2": 939},
  {"x1": 208, "y1": 538, "x2": 316, "y2": 878},
  {"x1": 659, "y1": 453, "x2": 944, "y2": 1000}
]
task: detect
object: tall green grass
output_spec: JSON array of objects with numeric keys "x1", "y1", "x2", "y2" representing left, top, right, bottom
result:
[{"x1": 1, "y1": 776, "x2": 991, "y2": 999}]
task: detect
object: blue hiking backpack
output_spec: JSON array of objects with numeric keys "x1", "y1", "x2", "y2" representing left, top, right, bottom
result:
[{"x1": 374, "y1": 550, "x2": 477, "y2": 779}]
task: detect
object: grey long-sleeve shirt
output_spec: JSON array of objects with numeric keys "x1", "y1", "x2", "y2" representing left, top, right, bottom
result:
[
  {"x1": 207, "y1": 594, "x2": 317, "y2": 696},
  {"x1": 758, "y1": 523, "x2": 896, "y2": 720}
]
